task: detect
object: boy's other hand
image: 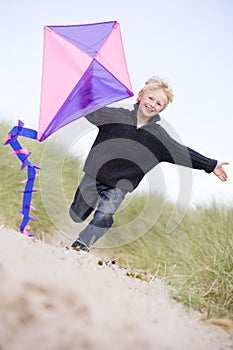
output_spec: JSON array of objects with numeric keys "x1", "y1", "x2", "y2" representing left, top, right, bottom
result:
[{"x1": 213, "y1": 161, "x2": 229, "y2": 181}]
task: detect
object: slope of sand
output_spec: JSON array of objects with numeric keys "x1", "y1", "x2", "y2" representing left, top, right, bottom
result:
[{"x1": 0, "y1": 227, "x2": 231, "y2": 350}]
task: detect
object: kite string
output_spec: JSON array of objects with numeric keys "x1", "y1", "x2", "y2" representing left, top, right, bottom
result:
[{"x1": 4, "y1": 120, "x2": 40, "y2": 237}]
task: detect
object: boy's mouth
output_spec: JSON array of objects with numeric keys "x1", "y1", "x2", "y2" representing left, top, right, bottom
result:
[{"x1": 145, "y1": 104, "x2": 155, "y2": 113}]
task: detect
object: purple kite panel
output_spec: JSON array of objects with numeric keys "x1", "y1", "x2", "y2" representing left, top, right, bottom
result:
[
  {"x1": 40, "y1": 59, "x2": 133, "y2": 141},
  {"x1": 48, "y1": 21, "x2": 116, "y2": 57}
]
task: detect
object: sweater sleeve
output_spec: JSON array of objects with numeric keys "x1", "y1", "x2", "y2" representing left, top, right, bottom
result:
[
  {"x1": 159, "y1": 126, "x2": 217, "y2": 173},
  {"x1": 85, "y1": 107, "x2": 118, "y2": 126}
]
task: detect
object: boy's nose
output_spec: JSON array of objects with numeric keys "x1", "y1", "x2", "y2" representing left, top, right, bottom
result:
[{"x1": 150, "y1": 101, "x2": 156, "y2": 108}]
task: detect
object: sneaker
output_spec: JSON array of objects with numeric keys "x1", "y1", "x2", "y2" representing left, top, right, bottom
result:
[{"x1": 71, "y1": 239, "x2": 89, "y2": 252}]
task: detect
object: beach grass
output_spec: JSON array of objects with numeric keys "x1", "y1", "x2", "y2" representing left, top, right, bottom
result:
[
  {"x1": 109, "y1": 198, "x2": 233, "y2": 320},
  {"x1": 1, "y1": 122, "x2": 232, "y2": 321}
]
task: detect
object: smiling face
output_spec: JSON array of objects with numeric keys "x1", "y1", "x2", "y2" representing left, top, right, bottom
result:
[{"x1": 137, "y1": 88, "x2": 168, "y2": 123}]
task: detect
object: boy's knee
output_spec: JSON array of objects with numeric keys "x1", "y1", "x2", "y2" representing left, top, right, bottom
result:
[
  {"x1": 69, "y1": 207, "x2": 84, "y2": 223},
  {"x1": 94, "y1": 211, "x2": 113, "y2": 228}
]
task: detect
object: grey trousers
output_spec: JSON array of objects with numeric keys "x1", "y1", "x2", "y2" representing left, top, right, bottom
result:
[{"x1": 69, "y1": 175, "x2": 127, "y2": 247}]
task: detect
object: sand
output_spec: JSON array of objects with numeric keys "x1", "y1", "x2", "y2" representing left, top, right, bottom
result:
[{"x1": 0, "y1": 226, "x2": 232, "y2": 350}]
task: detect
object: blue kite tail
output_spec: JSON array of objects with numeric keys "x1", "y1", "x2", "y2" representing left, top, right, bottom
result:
[{"x1": 4, "y1": 120, "x2": 40, "y2": 236}]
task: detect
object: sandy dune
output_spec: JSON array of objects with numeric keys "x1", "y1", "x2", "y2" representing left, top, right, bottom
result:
[{"x1": 0, "y1": 227, "x2": 231, "y2": 350}]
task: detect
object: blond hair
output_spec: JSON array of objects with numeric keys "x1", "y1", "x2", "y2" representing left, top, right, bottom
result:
[{"x1": 137, "y1": 76, "x2": 174, "y2": 110}]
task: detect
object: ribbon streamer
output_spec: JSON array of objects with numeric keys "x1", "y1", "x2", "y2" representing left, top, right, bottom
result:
[{"x1": 4, "y1": 120, "x2": 40, "y2": 236}]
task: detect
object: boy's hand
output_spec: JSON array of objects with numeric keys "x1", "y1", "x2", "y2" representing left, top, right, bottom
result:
[{"x1": 213, "y1": 161, "x2": 229, "y2": 181}]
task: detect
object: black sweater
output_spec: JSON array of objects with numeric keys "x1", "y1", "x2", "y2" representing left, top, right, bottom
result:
[{"x1": 83, "y1": 104, "x2": 217, "y2": 192}]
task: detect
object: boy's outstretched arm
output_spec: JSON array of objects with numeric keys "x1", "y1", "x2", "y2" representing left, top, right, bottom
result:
[{"x1": 213, "y1": 161, "x2": 229, "y2": 181}]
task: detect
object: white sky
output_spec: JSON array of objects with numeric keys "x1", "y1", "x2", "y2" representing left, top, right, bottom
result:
[{"x1": 1, "y1": 0, "x2": 233, "y2": 206}]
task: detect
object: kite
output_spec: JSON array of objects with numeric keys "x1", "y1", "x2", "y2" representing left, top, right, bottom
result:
[{"x1": 4, "y1": 20, "x2": 133, "y2": 235}]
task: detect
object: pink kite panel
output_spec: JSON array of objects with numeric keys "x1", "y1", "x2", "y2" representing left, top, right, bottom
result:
[
  {"x1": 38, "y1": 27, "x2": 92, "y2": 141},
  {"x1": 95, "y1": 23, "x2": 132, "y2": 91}
]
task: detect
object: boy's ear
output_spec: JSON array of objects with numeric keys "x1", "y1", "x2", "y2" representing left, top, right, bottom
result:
[{"x1": 137, "y1": 90, "x2": 143, "y2": 102}]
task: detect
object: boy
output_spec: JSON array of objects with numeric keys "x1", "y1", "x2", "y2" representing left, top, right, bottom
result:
[{"x1": 69, "y1": 77, "x2": 228, "y2": 251}]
